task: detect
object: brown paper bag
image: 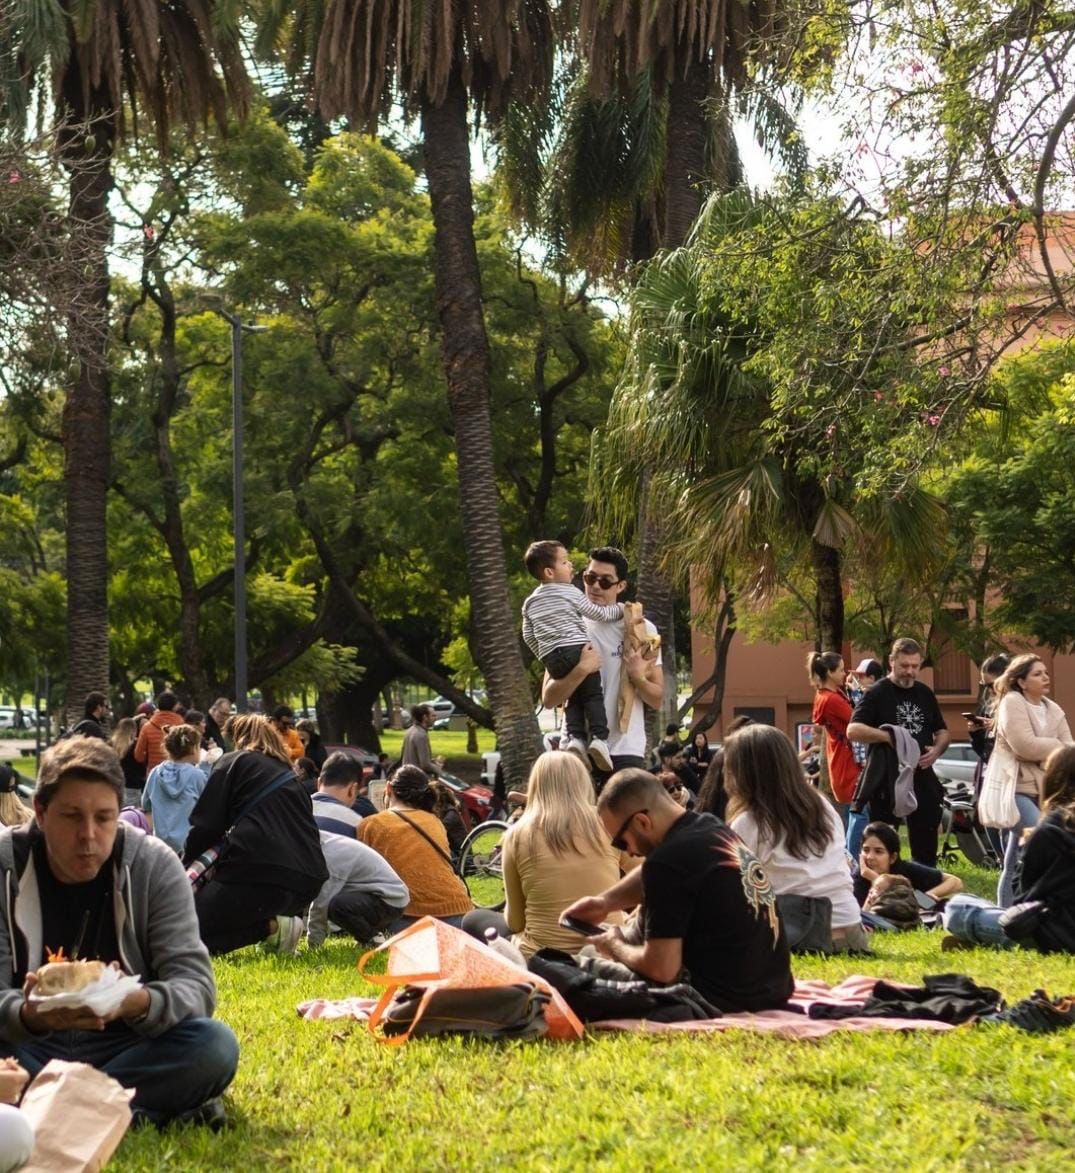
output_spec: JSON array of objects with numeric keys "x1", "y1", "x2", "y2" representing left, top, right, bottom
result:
[{"x1": 19, "y1": 1060, "x2": 133, "y2": 1172}]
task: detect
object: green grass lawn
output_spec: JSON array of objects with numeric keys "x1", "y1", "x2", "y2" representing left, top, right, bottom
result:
[
  {"x1": 109, "y1": 854, "x2": 1075, "y2": 1172},
  {"x1": 378, "y1": 728, "x2": 497, "y2": 761}
]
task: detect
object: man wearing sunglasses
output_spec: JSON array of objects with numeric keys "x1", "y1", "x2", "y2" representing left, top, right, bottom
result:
[
  {"x1": 541, "y1": 547, "x2": 663, "y2": 783},
  {"x1": 560, "y1": 770, "x2": 794, "y2": 1013}
]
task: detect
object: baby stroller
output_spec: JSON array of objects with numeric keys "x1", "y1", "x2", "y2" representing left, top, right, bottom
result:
[{"x1": 939, "y1": 777, "x2": 1001, "y2": 870}]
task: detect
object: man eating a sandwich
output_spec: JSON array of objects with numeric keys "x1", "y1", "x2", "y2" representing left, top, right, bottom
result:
[{"x1": 0, "y1": 736, "x2": 238, "y2": 1128}]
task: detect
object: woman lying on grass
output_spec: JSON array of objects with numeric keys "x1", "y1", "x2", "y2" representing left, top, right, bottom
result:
[
  {"x1": 855, "y1": 821, "x2": 962, "y2": 927},
  {"x1": 943, "y1": 745, "x2": 1075, "y2": 952}
]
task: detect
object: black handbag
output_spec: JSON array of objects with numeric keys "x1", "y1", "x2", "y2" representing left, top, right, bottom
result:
[
  {"x1": 999, "y1": 900, "x2": 1047, "y2": 941},
  {"x1": 776, "y1": 893, "x2": 834, "y2": 953}
]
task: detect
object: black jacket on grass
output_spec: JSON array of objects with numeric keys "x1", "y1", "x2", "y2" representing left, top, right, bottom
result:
[{"x1": 1015, "y1": 811, "x2": 1075, "y2": 954}]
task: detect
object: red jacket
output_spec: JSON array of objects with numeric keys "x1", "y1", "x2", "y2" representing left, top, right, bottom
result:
[{"x1": 134, "y1": 710, "x2": 184, "y2": 773}]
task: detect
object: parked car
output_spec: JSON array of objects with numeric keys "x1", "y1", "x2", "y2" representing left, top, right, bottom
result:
[
  {"x1": 436, "y1": 769, "x2": 494, "y2": 829},
  {"x1": 934, "y1": 741, "x2": 979, "y2": 788},
  {"x1": 0, "y1": 708, "x2": 37, "y2": 730}
]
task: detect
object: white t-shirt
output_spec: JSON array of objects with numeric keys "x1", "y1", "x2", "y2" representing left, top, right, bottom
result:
[
  {"x1": 730, "y1": 803, "x2": 861, "y2": 929},
  {"x1": 584, "y1": 616, "x2": 661, "y2": 760}
]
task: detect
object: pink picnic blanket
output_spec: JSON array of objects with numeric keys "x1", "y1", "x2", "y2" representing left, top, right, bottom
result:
[
  {"x1": 297, "y1": 975, "x2": 953, "y2": 1038},
  {"x1": 593, "y1": 974, "x2": 954, "y2": 1038}
]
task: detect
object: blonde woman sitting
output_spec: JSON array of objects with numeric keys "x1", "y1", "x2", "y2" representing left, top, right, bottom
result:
[{"x1": 463, "y1": 751, "x2": 625, "y2": 957}]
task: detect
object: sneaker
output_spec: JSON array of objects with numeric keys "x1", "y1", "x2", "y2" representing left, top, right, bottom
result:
[
  {"x1": 262, "y1": 914, "x2": 304, "y2": 954},
  {"x1": 983, "y1": 989, "x2": 1075, "y2": 1033},
  {"x1": 564, "y1": 736, "x2": 589, "y2": 761},
  {"x1": 940, "y1": 933, "x2": 976, "y2": 952},
  {"x1": 166, "y1": 1097, "x2": 229, "y2": 1131},
  {"x1": 588, "y1": 738, "x2": 614, "y2": 772}
]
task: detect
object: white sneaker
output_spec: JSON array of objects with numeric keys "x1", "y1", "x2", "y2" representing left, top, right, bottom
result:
[
  {"x1": 564, "y1": 736, "x2": 589, "y2": 760},
  {"x1": 263, "y1": 914, "x2": 304, "y2": 954},
  {"x1": 588, "y1": 738, "x2": 614, "y2": 772}
]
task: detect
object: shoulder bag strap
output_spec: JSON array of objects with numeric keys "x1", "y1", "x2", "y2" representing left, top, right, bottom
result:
[
  {"x1": 229, "y1": 767, "x2": 296, "y2": 832},
  {"x1": 390, "y1": 809, "x2": 458, "y2": 875}
]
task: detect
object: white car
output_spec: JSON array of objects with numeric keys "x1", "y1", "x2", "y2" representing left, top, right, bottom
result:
[
  {"x1": 0, "y1": 708, "x2": 36, "y2": 730},
  {"x1": 934, "y1": 741, "x2": 979, "y2": 788}
]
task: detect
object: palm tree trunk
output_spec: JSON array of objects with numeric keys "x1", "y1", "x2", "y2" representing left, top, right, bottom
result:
[
  {"x1": 663, "y1": 53, "x2": 710, "y2": 247},
  {"x1": 636, "y1": 53, "x2": 712, "y2": 740},
  {"x1": 421, "y1": 71, "x2": 541, "y2": 789},
  {"x1": 61, "y1": 107, "x2": 114, "y2": 725},
  {"x1": 810, "y1": 539, "x2": 845, "y2": 650}
]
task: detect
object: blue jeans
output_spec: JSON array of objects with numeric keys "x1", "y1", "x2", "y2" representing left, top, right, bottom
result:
[
  {"x1": 942, "y1": 894, "x2": 1014, "y2": 949},
  {"x1": 387, "y1": 913, "x2": 466, "y2": 935},
  {"x1": 998, "y1": 793, "x2": 1040, "y2": 908},
  {"x1": 846, "y1": 808, "x2": 870, "y2": 862},
  {"x1": 4, "y1": 1017, "x2": 239, "y2": 1122}
]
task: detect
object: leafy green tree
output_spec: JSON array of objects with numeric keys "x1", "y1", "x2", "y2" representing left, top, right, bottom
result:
[
  {"x1": 593, "y1": 189, "x2": 963, "y2": 650},
  {"x1": 105, "y1": 116, "x2": 618, "y2": 749},
  {"x1": 258, "y1": 1, "x2": 559, "y2": 785},
  {"x1": 942, "y1": 343, "x2": 1075, "y2": 653}
]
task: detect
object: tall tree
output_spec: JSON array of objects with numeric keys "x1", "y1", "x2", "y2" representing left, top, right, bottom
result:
[
  {"x1": 2, "y1": 1, "x2": 249, "y2": 721},
  {"x1": 593, "y1": 190, "x2": 958, "y2": 652},
  {"x1": 260, "y1": 2, "x2": 552, "y2": 785}
]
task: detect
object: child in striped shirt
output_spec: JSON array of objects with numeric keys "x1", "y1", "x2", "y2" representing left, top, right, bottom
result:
[{"x1": 522, "y1": 541, "x2": 623, "y2": 771}]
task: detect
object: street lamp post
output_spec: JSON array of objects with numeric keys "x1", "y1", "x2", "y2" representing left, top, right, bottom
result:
[{"x1": 215, "y1": 309, "x2": 266, "y2": 715}]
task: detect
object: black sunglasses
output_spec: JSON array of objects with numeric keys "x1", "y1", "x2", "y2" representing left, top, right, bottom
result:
[
  {"x1": 610, "y1": 808, "x2": 647, "y2": 852},
  {"x1": 582, "y1": 571, "x2": 622, "y2": 589}
]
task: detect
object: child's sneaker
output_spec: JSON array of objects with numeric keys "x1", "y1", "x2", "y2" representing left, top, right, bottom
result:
[
  {"x1": 564, "y1": 736, "x2": 589, "y2": 761},
  {"x1": 588, "y1": 738, "x2": 614, "y2": 772}
]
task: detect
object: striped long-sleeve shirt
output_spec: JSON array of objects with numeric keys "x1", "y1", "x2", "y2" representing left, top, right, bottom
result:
[{"x1": 521, "y1": 583, "x2": 623, "y2": 660}]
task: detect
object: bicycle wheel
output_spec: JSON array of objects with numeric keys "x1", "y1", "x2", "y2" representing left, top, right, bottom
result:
[{"x1": 458, "y1": 819, "x2": 509, "y2": 911}]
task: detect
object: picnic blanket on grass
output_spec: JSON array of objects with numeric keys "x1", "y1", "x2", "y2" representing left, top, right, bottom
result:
[{"x1": 298, "y1": 974, "x2": 958, "y2": 1038}]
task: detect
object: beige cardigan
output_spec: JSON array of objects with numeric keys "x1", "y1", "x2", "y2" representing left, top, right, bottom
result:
[{"x1": 994, "y1": 693, "x2": 1074, "y2": 797}]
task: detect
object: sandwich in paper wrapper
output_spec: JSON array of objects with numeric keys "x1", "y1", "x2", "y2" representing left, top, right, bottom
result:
[{"x1": 28, "y1": 949, "x2": 143, "y2": 1017}]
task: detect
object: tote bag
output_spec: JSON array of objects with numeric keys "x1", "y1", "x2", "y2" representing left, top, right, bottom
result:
[{"x1": 977, "y1": 742, "x2": 1020, "y2": 829}]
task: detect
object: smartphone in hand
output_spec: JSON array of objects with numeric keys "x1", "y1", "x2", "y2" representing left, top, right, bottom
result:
[{"x1": 558, "y1": 915, "x2": 606, "y2": 938}]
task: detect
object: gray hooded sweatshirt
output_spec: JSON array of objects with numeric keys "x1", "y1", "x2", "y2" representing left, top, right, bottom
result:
[{"x1": 0, "y1": 823, "x2": 217, "y2": 1044}]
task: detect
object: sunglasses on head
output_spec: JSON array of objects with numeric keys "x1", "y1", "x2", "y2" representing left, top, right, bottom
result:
[
  {"x1": 582, "y1": 571, "x2": 622, "y2": 589},
  {"x1": 609, "y1": 808, "x2": 647, "y2": 852}
]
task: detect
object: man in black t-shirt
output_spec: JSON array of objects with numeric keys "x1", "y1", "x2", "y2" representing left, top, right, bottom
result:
[
  {"x1": 561, "y1": 770, "x2": 794, "y2": 1013},
  {"x1": 847, "y1": 636, "x2": 950, "y2": 866}
]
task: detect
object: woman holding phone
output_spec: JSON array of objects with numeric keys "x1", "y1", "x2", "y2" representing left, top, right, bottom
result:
[{"x1": 462, "y1": 752, "x2": 624, "y2": 956}]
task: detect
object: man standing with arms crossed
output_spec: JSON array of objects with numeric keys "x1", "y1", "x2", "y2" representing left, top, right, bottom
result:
[
  {"x1": 542, "y1": 547, "x2": 663, "y2": 782},
  {"x1": 847, "y1": 637, "x2": 950, "y2": 866}
]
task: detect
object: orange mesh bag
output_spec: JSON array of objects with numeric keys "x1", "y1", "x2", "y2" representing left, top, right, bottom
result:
[{"x1": 358, "y1": 917, "x2": 584, "y2": 1045}]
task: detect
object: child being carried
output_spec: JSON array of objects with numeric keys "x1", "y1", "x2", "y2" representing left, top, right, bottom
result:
[{"x1": 522, "y1": 541, "x2": 622, "y2": 772}]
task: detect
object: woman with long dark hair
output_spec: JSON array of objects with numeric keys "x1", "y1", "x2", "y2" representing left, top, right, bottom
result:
[
  {"x1": 724, "y1": 724, "x2": 867, "y2": 952},
  {"x1": 184, "y1": 715, "x2": 327, "y2": 955}
]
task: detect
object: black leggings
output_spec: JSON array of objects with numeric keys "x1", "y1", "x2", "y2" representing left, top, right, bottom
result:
[
  {"x1": 194, "y1": 880, "x2": 307, "y2": 955},
  {"x1": 873, "y1": 769, "x2": 944, "y2": 868}
]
